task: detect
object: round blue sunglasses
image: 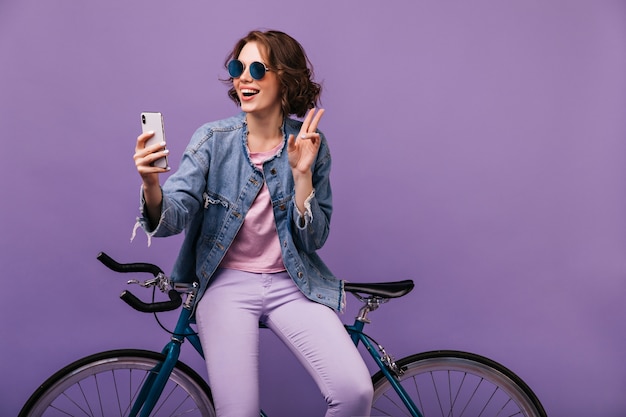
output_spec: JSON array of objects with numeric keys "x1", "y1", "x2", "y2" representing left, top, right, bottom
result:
[{"x1": 228, "y1": 59, "x2": 271, "y2": 80}]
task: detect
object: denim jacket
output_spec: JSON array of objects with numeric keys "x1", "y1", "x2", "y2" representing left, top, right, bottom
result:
[{"x1": 136, "y1": 112, "x2": 344, "y2": 311}]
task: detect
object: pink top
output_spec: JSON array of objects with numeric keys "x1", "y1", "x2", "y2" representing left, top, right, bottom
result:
[{"x1": 219, "y1": 142, "x2": 286, "y2": 273}]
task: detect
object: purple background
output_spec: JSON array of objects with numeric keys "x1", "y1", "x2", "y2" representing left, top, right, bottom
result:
[{"x1": 1, "y1": 0, "x2": 625, "y2": 416}]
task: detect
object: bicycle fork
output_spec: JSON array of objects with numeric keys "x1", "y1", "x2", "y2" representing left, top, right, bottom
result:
[
  {"x1": 130, "y1": 307, "x2": 197, "y2": 417},
  {"x1": 130, "y1": 341, "x2": 181, "y2": 417}
]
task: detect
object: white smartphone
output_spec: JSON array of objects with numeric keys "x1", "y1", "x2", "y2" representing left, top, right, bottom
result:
[{"x1": 140, "y1": 111, "x2": 169, "y2": 169}]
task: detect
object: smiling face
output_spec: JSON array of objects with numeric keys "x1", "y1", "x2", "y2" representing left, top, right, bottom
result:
[
  {"x1": 233, "y1": 41, "x2": 282, "y2": 118},
  {"x1": 225, "y1": 30, "x2": 321, "y2": 118}
]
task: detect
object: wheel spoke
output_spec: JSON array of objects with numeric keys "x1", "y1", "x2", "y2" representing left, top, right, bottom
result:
[
  {"x1": 372, "y1": 391, "x2": 412, "y2": 416},
  {"x1": 110, "y1": 369, "x2": 122, "y2": 417}
]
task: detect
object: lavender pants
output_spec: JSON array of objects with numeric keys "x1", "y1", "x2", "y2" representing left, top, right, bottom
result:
[{"x1": 195, "y1": 268, "x2": 373, "y2": 417}]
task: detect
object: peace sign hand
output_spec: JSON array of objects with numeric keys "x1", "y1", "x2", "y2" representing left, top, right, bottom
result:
[{"x1": 287, "y1": 108, "x2": 325, "y2": 175}]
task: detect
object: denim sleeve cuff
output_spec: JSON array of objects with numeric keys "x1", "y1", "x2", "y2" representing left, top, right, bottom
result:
[
  {"x1": 131, "y1": 185, "x2": 164, "y2": 246},
  {"x1": 294, "y1": 189, "x2": 315, "y2": 230}
]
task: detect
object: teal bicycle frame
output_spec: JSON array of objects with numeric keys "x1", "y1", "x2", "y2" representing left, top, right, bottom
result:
[
  {"x1": 347, "y1": 319, "x2": 423, "y2": 417},
  {"x1": 129, "y1": 304, "x2": 204, "y2": 417},
  {"x1": 129, "y1": 293, "x2": 423, "y2": 417}
]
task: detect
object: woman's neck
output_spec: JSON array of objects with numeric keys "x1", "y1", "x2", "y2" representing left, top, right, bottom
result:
[{"x1": 245, "y1": 111, "x2": 284, "y2": 152}]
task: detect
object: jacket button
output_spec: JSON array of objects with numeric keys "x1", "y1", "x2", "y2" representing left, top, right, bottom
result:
[
  {"x1": 270, "y1": 168, "x2": 277, "y2": 175},
  {"x1": 297, "y1": 272, "x2": 304, "y2": 279},
  {"x1": 279, "y1": 204, "x2": 286, "y2": 210}
]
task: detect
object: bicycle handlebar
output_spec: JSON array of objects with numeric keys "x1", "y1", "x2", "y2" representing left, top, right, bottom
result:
[
  {"x1": 97, "y1": 252, "x2": 163, "y2": 277},
  {"x1": 97, "y1": 252, "x2": 182, "y2": 313},
  {"x1": 120, "y1": 289, "x2": 182, "y2": 313}
]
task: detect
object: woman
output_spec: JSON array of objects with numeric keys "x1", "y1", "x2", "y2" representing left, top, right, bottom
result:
[{"x1": 133, "y1": 30, "x2": 373, "y2": 416}]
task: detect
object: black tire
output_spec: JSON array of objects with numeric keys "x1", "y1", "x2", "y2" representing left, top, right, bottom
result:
[
  {"x1": 19, "y1": 349, "x2": 215, "y2": 417},
  {"x1": 371, "y1": 350, "x2": 546, "y2": 417}
]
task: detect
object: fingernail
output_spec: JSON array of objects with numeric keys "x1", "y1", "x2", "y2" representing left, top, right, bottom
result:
[{"x1": 163, "y1": 149, "x2": 170, "y2": 155}]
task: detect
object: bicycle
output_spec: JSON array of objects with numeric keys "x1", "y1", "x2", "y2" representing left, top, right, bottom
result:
[{"x1": 19, "y1": 252, "x2": 547, "y2": 417}]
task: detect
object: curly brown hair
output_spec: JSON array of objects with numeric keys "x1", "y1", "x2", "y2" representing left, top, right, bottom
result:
[{"x1": 224, "y1": 30, "x2": 321, "y2": 118}]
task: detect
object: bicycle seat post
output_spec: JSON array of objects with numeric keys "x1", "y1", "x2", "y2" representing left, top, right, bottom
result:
[{"x1": 356, "y1": 296, "x2": 386, "y2": 324}]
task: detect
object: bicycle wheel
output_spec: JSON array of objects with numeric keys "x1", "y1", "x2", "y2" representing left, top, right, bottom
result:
[
  {"x1": 371, "y1": 350, "x2": 546, "y2": 417},
  {"x1": 19, "y1": 349, "x2": 216, "y2": 417}
]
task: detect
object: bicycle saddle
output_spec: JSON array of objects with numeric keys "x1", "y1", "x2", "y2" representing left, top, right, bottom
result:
[{"x1": 344, "y1": 280, "x2": 414, "y2": 298}]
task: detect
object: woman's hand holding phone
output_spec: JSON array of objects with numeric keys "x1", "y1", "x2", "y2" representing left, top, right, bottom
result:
[
  {"x1": 134, "y1": 131, "x2": 170, "y2": 179},
  {"x1": 134, "y1": 112, "x2": 171, "y2": 227}
]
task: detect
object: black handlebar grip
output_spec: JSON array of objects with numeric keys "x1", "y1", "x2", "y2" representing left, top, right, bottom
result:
[
  {"x1": 97, "y1": 252, "x2": 163, "y2": 277},
  {"x1": 120, "y1": 289, "x2": 182, "y2": 313}
]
